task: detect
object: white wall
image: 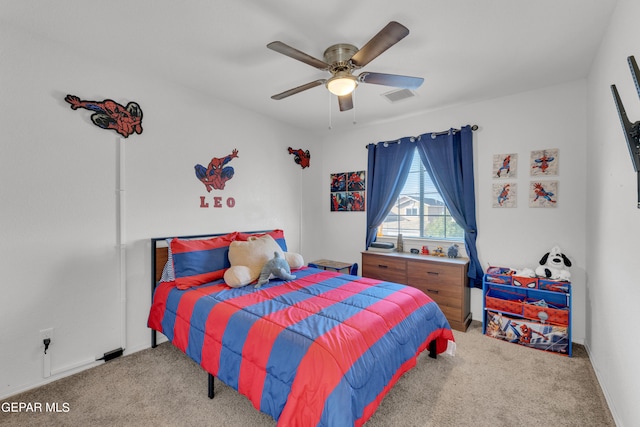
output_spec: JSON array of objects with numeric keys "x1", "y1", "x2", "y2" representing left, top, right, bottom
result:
[
  {"x1": 1, "y1": 22, "x2": 121, "y2": 396},
  {"x1": 586, "y1": 1, "x2": 640, "y2": 425},
  {"x1": 317, "y1": 80, "x2": 587, "y2": 343},
  {"x1": 0, "y1": 22, "x2": 313, "y2": 398}
]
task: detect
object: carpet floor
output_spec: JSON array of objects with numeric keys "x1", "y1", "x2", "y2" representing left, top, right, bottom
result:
[{"x1": 0, "y1": 321, "x2": 615, "y2": 426}]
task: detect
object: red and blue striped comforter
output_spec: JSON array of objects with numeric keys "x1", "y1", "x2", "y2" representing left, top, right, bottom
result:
[{"x1": 148, "y1": 267, "x2": 454, "y2": 426}]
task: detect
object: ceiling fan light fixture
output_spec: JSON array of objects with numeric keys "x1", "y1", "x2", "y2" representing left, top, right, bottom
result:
[
  {"x1": 267, "y1": 22, "x2": 419, "y2": 112},
  {"x1": 326, "y1": 74, "x2": 357, "y2": 96}
]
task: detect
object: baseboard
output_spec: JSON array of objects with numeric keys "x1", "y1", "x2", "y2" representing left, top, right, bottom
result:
[
  {"x1": 583, "y1": 341, "x2": 622, "y2": 426},
  {"x1": 0, "y1": 339, "x2": 168, "y2": 402},
  {"x1": 0, "y1": 359, "x2": 102, "y2": 401},
  {"x1": 123, "y1": 342, "x2": 151, "y2": 355}
]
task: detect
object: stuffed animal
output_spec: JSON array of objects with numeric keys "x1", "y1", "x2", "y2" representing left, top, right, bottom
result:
[
  {"x1": 256, "y1": 251, "x2": 296, "y2": 288},
  {"x1": 447, "y1": 244, "x2": 459, "y2": 258},
  {"x1": 535, "y1": 246, "x2": 572, "y2": 281},
  {"x1": 224, "y1": 235, "x2": 304, "y2": 288}
]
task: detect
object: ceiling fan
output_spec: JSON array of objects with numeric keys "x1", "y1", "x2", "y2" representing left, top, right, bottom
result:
[{"x1": 267, "y1": 21, "x2": 424, "y2": 112}]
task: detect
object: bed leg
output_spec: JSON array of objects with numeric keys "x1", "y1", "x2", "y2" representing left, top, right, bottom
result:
[
  {"x1": 428, "y1": 340, "x2": 437, "y2": 359},
  {"x1": 151, "y1": 330, "x2": 157, "y2": 349},
  {"x1": 208, "y1": 374, "x2": 215, "y2": 399}
]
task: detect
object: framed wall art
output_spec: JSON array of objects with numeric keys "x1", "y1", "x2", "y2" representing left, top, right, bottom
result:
[
  {"x1": 493, "y1": 153, "x2": 517, "y2": 178},
  {"x1": 530, "y1": 149, "x2": 558, "y2": 176},
  {"x1": 492, "y1": 182, "x2": 517, "y2": 208},
  {"x1": 330, "y1": 171, "x2": 365, "y2": 211},
  {"x1": 529, "y1": 181, "x2": 558, "y2": 208}
]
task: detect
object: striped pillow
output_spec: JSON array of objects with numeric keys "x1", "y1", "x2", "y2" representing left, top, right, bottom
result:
[
  {"x1": 170, "y1": 233, "x2": 237, "y2": 290},
  {"x1": 159, "y1": 239, "x2": 175, "y2": 283}
]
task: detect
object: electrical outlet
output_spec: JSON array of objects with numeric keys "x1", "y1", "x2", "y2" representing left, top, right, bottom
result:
[
  {"x1": 40, "y1": 328, "x2": 54, "y2": 341},
  {"x1": 40, "y1": 328, "x2": 53, "y2": 378}
]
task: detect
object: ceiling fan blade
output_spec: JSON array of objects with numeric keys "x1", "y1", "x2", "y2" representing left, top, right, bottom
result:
[
  {"x1": 350, "y1": 21, "x2": 410, "y2": 67},
  {"x1": 267, "y1": 41, "x2": 329, "y2": 70},
  {"x1": 358, "y1": 72, "x2": 424, "y2": 89},
  {"x1": 338, "y1": 93, "x2": 353, "y2": 111},
  {"x1": 271, "y1": 79, "x2": 325, "y2": 100}
]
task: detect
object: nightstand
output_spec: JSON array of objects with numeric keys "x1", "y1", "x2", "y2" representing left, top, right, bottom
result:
[{"x1": 309, "y1": 259, "x2": 357, "y2": 275}]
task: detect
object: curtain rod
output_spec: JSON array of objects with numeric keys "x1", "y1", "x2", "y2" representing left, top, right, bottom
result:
[{"x1": 365, "y1": 124, "x2": 478, "y2": 148}]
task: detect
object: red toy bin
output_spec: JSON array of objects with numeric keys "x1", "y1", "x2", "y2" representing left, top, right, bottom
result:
[
  {"x1": 485, "y1": 287, "x2": 524, "y2": 316},
  {"x1": 523, "y1": 300, "x2": 569, "y2": 326},
  {"x1": 512, "y1": 276, "x2": 538, "y2": 289},
  {"x1": 485, "y1": 266, "x2": 513, "y2": 285},
  {"x1": 538, "y1": 279, "x2": 571, "y2": 293}
]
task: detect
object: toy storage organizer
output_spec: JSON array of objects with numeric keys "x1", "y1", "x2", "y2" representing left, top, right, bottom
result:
[{"x1": 482, "y1": 272, "x2": 572, "y2": 356}]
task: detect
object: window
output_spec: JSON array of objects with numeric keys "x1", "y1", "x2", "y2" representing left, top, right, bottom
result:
[{"x1": 380, "y1": 150, "x2": 464, "y2": 240}]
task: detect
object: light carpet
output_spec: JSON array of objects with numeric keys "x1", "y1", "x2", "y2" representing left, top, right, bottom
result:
[{"x1": 0, "y1": 321, "x2": 615, "y2": 426}]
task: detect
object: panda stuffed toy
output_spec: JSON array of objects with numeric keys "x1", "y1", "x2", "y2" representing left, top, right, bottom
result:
[{"x1": 535, "y1": 246, "x2": 572, "y2": 281}]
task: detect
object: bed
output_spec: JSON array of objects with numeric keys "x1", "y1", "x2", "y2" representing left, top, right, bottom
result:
[{"x1": 148, "y1": 230, "x2": 455, "y2": 426}]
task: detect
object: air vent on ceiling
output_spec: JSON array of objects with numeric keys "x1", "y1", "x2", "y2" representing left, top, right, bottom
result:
[{"x1": 381, "y1": 88, "x2": 417, "y2": 103}]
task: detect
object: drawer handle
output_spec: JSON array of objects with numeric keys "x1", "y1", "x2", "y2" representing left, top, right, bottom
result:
[
  {"x1": 427, "y1": 289, "x2": 440, "y2": 294},
  {"x1": 427, "y1": 271, "x2": 439, "y2": 275},
  {"x1": 377, "y1": 264, "x2": 388, "y2": 269}
]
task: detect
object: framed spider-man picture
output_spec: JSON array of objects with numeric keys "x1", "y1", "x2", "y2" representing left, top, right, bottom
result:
[
  {"x1": 493, "y1": 182, "x2": 517, "y2": 208},
  {"x1": 330, "y1": 171, "x2": 365, "y2": 211},
  {"x1": 530, "y1": 148, "x2": 559, "y2": 176},
  {"x1": 529, "y1": 180, "x2": 558, "y2": 208},
  {"x1": 493, "y1": 153, "x2": 517, "y2": 178}
]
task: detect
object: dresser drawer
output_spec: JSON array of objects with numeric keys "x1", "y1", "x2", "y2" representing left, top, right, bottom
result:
[
  {"x1": 407, "y1": 260, "x2": 463, "y2": 291},
  {"x1": 436, "y1": 304, "x2": 464, "y2": 325},
  {"x1": 362, "y1": 253, "x2": 407, "y2": 283},
  {"x1": 361, "y1": 251, "x2": 471, "y2": 331},
  {"x1": 407, "y1": 260, "x2": 464, "y2": 307}
]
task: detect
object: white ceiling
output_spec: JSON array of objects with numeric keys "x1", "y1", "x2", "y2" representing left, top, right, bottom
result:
[{"x1": 3, "y1": 0, "x2": 618, "y2": 132}]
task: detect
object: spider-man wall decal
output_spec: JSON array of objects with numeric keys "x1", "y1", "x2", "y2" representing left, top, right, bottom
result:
[
  {"x1": 195, "y1": 149, "x2": 239, "y2": 192},
  {"x1": 288, "y1": 147, "x2": 310, "y2": 169},
  {"x1": 64, "y1": 95, "x2": 143, "y2": 138}
]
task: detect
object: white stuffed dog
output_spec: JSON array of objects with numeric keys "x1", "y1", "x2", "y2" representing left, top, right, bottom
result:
[{"x1": 535, "y1": 246, "x2": 572, "y2": 281}]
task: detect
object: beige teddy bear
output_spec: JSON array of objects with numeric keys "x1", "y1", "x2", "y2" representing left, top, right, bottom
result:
[{"x1": 223, "y1": 234, "x2": 304, "y2": 288}]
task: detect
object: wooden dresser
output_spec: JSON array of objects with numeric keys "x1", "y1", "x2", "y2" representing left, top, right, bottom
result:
[{"x1": 362, "y1": 251, "x2": 471, "y2": 331}]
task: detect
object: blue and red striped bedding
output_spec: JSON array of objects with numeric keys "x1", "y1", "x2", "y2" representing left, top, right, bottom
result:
[{"x1": 148, "y1": 266, "x2": 454, "y2": 426}]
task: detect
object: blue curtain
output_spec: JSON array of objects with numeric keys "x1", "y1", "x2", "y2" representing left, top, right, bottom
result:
[
  {"x1": 365, "y1": 139, "x2": 415, "y2": 248},
  {"x1": 414, "y1": 125, "x2": 483, "y2": 288}
]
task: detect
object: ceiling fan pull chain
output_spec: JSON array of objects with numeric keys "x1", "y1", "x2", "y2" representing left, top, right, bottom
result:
[
  {"x1": 352, "y1": 92, "x2": 357, "y2": 125},
  {"x1": 328, "y1": 92, "x2": 332, "y2": 130}
]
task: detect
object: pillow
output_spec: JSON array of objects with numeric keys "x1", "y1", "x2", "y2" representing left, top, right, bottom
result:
[
  {"x1": 170, "y1": 232, "x2": 237, "y2": 290},
  {"x1": 236, "y1": 229, "x2": 288, "y2": 252},
  {"x1": 284, "y1": 252, "x2": 304, "y2": 270},
  {"x1": 159, "y1": 239, "x2": 175, "y2": 283}
]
